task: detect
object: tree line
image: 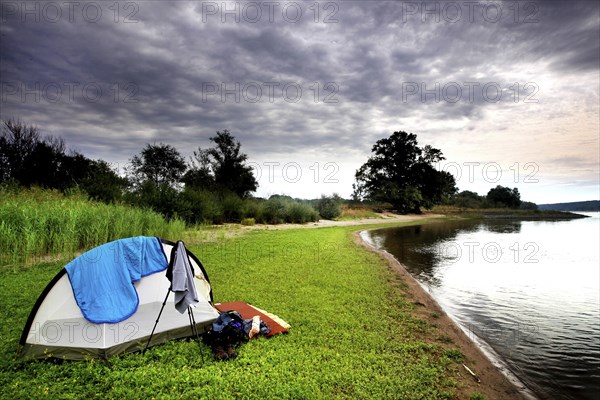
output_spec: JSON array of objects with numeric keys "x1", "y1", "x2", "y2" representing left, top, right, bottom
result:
[
  {"x1": 1, "y1": 120, "x2": 531, "y2": 224},
  {"x1": 351, "y1": 130, "x2": 533, "y2": 211},
  {"x1": 453, "y1": 187, "x2": 537, "y2": 210},
  {"x1": 0, "y1": 119, "x2": 341, "y2": 224}
]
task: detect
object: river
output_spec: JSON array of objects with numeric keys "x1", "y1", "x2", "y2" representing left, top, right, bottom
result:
[{"x1": 362, "y1": 213, "x2": 600, "y2": 400}]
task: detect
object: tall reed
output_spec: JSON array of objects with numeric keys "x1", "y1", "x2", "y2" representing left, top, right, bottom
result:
[{"x1": 0, "y1": 188, "x2": 186, "y2": 266}]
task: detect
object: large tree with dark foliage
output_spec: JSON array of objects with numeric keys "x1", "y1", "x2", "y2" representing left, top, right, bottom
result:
[
  {"x1": 486, "y1": 185, "x2": 522, "y2": 209},
  {"x1": 352, "y1": 130, "x2": 457, "y2": 213},
  {"x1": 127, "y1": 143, "x2": 187, "y2": 188},
  {"x1": 125, "y1": 143, "x2": 188, "y2": 218},
  {"x1": 182, "y1": 147, "x2": 215, "y2": 192},
  {"x1": 185, "y1": 130, "x2": 257, "y2": 198},
  {"x1": 0, "y1": 119, "x2": 58, "y2": 186}
]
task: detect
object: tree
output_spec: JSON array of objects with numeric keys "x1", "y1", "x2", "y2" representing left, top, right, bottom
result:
[
  {"x1": 454, "y1": 190, "x2": 485, "y2": 209},
  {"x1": 1, "y1": 119, "x2": 40, "y2": 173},
  {"x1": 182, "y1": 148, "x2": 215, "y2": 191},
  {"x1": 127, "y1": 143, "x2": 187, "y2": 188},
  {"x1": 486, "y1": 185, "x2": 522, "y2": 209},
  {"x1": 1, "y1": 119, "x2": 44, "y2": 184},
  {"x1": 22, "y1": 137, "x2": 66, "y2": 188},
  {"x1": 352, "y1": 130, "x2": 457, "y2": 213},
  {"x1": 78, "y1": 159, "x2": 129, "y2": 203},
  {"x1": 186, "y1": 130, "x2": 257, "y2": 198},
  {"x1": 0, "y1": 119, "x2": 75, "y2": 188}
]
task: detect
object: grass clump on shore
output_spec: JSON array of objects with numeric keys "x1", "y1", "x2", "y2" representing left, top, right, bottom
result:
[
  {"x1": 0, "y1": 220, "x2": 466, "y2": 399},
  {"x1": 338, "y1": 204, "x2": 385, "y2": 220},
  {"x1": 0, "y1": 188, "x2": 185, "y2": 265}
]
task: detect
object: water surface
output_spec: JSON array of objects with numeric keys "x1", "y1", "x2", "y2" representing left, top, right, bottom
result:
[{"x1": 364, "y1": 213, "x2": 600, "y2": 400}]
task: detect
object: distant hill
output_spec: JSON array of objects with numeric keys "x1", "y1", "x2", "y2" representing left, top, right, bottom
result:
[{"x1": 538, "y1": 200, "x2": 600, "y2": 212}]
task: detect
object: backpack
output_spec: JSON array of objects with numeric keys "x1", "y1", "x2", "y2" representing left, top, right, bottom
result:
[{"x1": 204, "y1": 310, "x2": 246, "y2": 345}]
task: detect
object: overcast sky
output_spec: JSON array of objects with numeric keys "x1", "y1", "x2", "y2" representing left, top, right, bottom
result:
[{"x1": 1, "y1": 0, "x2": 598, "y2": 203}]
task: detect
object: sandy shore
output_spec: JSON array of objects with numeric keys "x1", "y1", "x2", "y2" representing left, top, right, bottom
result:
[{"x1": 241, "y1": 212, "x2": 444, "y2": 230}]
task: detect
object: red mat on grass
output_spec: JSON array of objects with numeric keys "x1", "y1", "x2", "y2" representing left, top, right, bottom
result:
[{"x1": 214, "y1": 302, "x2": 289, "y2": 337}]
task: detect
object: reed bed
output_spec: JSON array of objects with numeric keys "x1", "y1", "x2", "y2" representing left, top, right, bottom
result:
[{"x1": 0, "y1": 188, "x2": 185, "y2": 266}]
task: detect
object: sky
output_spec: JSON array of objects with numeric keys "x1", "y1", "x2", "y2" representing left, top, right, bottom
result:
[{"x1": 1, "y1": 0, "x2": 599, "y2": 203}]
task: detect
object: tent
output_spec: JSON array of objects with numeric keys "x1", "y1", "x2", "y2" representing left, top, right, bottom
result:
[{"x1": 19, "y1": 237, "x2": 219, "y2": 360}]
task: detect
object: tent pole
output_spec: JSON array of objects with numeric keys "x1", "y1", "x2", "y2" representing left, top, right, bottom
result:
[
  {"x1": 188, "y1": 308, "x2": 204, "y2": 363},
  {"x1": 143, "y1": 288, "x2": 171, "y2": 355}
]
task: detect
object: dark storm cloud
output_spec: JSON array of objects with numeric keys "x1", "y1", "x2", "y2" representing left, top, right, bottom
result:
[
  {"x1": 0, "y1": 0, "x2": 598, "y2": 170},
  {"x1": 513, "y1": 0, "x2": 600, "y2": 72}
]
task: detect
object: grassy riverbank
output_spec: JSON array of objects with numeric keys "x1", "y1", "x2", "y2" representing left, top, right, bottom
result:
[{"x1": 0, "y1": 218, "x2": 501, "y2": 399}]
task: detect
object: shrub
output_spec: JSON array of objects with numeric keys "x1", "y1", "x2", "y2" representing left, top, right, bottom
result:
[
  {"x1": 286, "y1": 202, "x2": 319, "y2": 223},
  {"x1": 241, "y1": 218, "x2": 255, "y2": 226},
  {"x1": 243, "y1": 199, "x2": 265, "y2": 223},
  {"x1": 260, "y1": 196, "x2": 318, "y2": 224},
  {"x1": 178, "y1": 189, "x2": 222, "y2": 225},
  {"x1": 124, "y1": 182, "x2": 184, "y2": 220},
  {"x1": 263, "y1": 197, "x2": 287, "y2": 224},
  {"x1": 317, "y1": 194, "x2": 343, "y2": 220},
  {"x1": 519, "y1": 201, "x2": 538, "y2": 211},
  {"x1": 221, "y1": 192, "x2": 245, "y2": 222}
]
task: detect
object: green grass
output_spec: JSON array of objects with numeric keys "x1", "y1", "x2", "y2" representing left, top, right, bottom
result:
[
  {"x1": 0, "y1": 219, "x2": 468, "y2": 399},
  {"x1": 0, "y1": 188, "x2": 185, "y2": 266}
]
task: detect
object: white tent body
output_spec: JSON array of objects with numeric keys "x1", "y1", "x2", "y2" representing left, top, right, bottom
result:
[{"x1": 20, "y1": 240, "x2": 219, "y2": 360}]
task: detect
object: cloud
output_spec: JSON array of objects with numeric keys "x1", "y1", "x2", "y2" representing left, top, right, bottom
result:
[{"x1": 0, "y1": 0, "x2": 598, "y2": 200}]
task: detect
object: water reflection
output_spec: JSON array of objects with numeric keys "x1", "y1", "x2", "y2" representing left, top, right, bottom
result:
[
  {"x1": 368, "y1": 219, "x2": 524, "y2": 285},
  {"x1": 485, "y1": 221, "x2": 522, "y2": 234},
  {"x1": 365, "y1": 215, "x2": 600, "y2": 400}
]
